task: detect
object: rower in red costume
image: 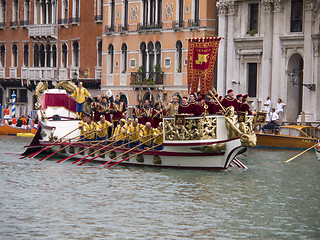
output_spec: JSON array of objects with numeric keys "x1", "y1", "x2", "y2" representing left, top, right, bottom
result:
[
  {"x1": 178, "y1": 97, "x2": 194, "y2": 116},
  {"x1": 188, "y1": 93, "x2": 198, "y2": 113},
  {"x1": 207, "y1": 94, "x2": 223, "y2": 114},
  {"x1": 239, "y1": 94, "x2": 253, "y2": 115},
  {"x1": 236, "y1": 94, "x2": 243, "y2": 111},
  {"x1": 196, "y1": 97, "x2": 208, "y2": 116},
  {"x1": 110, "y1": 95, "x2": 127, "y2": 126},
  {"x1": 141, "y1": 99, "x2": 153, "y2": 125},
  {"x1": 152, "y1": 102, "x2": 166, "y2": 128},
  {"x1": 221, "y1": 89, "x2": 239, "y2": 111}
]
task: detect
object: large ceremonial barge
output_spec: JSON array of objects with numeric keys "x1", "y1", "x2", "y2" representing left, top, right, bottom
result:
[{"x1": 21, "y1": 88, "x2": 256, "y2": 170}]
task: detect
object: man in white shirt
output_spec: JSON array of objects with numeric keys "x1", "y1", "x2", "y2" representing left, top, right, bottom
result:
[
  {"x1": 262, "y1": 108, "x2": 279, "y2": 133},
  {"x1": 264, "y1": 97, "x2": 271, "y2": 112}
]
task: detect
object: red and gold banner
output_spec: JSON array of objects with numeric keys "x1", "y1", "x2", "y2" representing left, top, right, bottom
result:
[{"x1": 187, "y1": 37, "x2": 221, "y2": 95}]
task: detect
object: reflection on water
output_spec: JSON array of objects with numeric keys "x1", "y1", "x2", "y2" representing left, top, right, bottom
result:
[{"x1": 0, "y1": 136, "x2": 319, "y2": 239}]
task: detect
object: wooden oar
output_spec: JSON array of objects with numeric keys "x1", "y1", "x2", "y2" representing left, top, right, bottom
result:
[
  {"x1": 285, "y1": 143, "x2": 317, "y2": 163},
  {"x1": 76, "y1": 130, "x2": 143, "y2": 165},
  {"x1": 71, "y1": 130, "x2": 136, "y2": 165},
  {"x1": 99, "y1": 135, "x2": 157, "y2": 167},
  {"x1": 106, "y1": 143, "x2": 162, "y2": 168},
  {"x1": 37, "y1": 126, "x2": 103, "y2": 161},
  {"x1": 20, "y1": 126, "x2": 79, "y2": 159},
  {"x1": 56, "y1": 129, "x2": 125, "y2": 163}
]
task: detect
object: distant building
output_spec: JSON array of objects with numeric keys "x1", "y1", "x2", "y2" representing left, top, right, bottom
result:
[
  {"x1": 101, "y1": 0, "x2": 217, "y2": 107},
  {"x1": 0, "y1": 0, "x2": 102, "y2": 117},
  {"x1": 216, "y1": 0, "x2": 320, "y2": 122}
]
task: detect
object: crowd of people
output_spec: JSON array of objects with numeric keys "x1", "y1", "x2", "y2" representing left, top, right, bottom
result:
[
  {"x1": 261, "y1": 97, "x2": 286, "y2": 133},
  {"x1": 2, "y1": 105, "x2": 39, "y2": 129}
]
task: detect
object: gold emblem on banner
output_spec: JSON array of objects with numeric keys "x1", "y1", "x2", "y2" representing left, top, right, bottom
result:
[
  {"x1": 174, "y1": 114, "x2": 186, "y2": 126},
  {"x1": 237, "y1": 111, "x2": 246, "y2": 123},
  {"x1": 254, "y1": 112, "x2": 267, "y2": 124},
  {"x1": 195, "y1": 54, "x2": 210, "y2": 65}
]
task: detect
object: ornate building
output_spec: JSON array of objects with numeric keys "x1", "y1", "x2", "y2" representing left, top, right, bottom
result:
[
  {"x1": 216, "y1": 0, "x2": 320, "y2": 122},
  {"x1": 101, "y1": 0, "x2": 217, "y2": 107},
  {"x1": 0, "y1": 0, "x2": 103, "y2": 117}
]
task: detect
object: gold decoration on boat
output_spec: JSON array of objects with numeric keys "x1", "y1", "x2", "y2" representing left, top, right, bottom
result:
[
  {"x1": 109, "y1": 151, "x2": 116, "y2": 159},
  {"x1": 55, "y1": 81, "x2": 77, "y2": 94},
  {"x1": 136, "y1": 154, "x2": 144, "y2": 162},
  {"x1": 164, "y1": 117, "x2": 217, "y2": 140},
  {"x1": 153, "y1": 155, "x2": 162, "y2": 164},
  {"x1": 224, "y1": 106, "x2": 256, "y2": 147},
  {"x1": 191, "y1": 143, "x2": 226, "y2": 153}
]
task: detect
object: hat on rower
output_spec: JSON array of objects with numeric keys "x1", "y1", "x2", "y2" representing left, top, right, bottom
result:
[
  {"x1": 236, "y1": 94, "x2": 242, "y2": 99},
  {"x1": 243, "y1": 94, "x2": 249, "y2": 99},
  {"x1": 127, "y1": 117, "x2": 132, "y2": 121},
  {"x1": 182, "y1": 96, "x2": 188, "y2": 100},
  {"x1": 197, "y1": 97, "x2": 204, "y2": 101},
  {"x1": 100, "y1": 114, "x2": 105, "y2": 118},
  {"x1": 120, "y1": 119, "x2": 126, "y2": 123},
  {"x1": 134, "y1": 118, "x2": 139, "y2": 122},
  {"x1": 227, "y1": 89, "x2": 233, "y2": 94},
  {"x1": 158, "y1": 122, "x2": 163, "y2": 127}
]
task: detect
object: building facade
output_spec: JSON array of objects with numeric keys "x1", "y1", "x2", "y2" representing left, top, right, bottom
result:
[
  {"x1": 216, "y1": 0, "x2": 320, "y2": 122},
  {"x1": 0, "y1": 0, "x2": 103, "y2": 117},
  {"x1": 101, "y1": 0, "x2": 217, "y2": 107}
]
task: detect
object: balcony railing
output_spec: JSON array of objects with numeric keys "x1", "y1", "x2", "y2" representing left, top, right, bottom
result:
[
  {"x1": 0, "y1": 67, "x2": 5, "y2": 78},
  {"x1": 94, "y1": 15, "x2": 103, "y2": 22},
  {"x1": 130, "y1": 72, "x2": 164, "y2": 86},
  {"x1": 0, "y1": 22, "x2": 5, "y2": 29},
  {"x1": 69, "y1": 17, "x2": 80, "y2": 24},
  {"x1": 137, "y1": 22, "x2": 162, "y2": 31},
  {"x1": 28, "y1": 24, "x2": 58, "y2": 38},
  {"x1": 58, "y1": 18, "x2": 68, "y2": 25},
  {"x1": 104, "y1": 25, "x2": 115, "y2": 34},
  {"x1": 21, "y1": 67, "x2": 28, "y2": 78},
  {"x1": 172, "y1": 20, "x2": 184, "y2": 29},
  {"x1": 95, "y1": 67, "x2": 102, "y2": 79},
  {"x1": 9, "y1": 67, "x2": 17, "y2": 78},
  {"x1": 27, "y1": 67, "x2": 58, "y2": 80},
  {"x1": 20, "y1": 20, "x2": 30, "y2": 27},
  {"x1": 59, "y1": 68, "x2": 68, "y2": 80},
  {"x1": 188, "y1": 19, "x2": 199, "y2": 28},
  {"x1": 10, "y1": 20, "x2": 18, "y2": 28},
  {"x1": 118, "y1": 24, "x2": 128, "y2": 32}
]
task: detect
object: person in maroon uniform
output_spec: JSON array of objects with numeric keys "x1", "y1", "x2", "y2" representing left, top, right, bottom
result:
[
  {"x1": 100, "y1": 96, "x2": 112, "y2": 122},
  {"x1": 239, "y1": 94, "x2": 253, "y2": 115},
  {"x1": 221, "y1": 89, "x2": 239, "y2": 111},
  {"x1": 207, "y1": 94, "x2": 222, "y2": 114},
  {"x1": 91, "y1": 95, "x2": 102, "y2": 122},
  {"x1": 188, "y1": 93, "x2": 198, "y2": 113},
  {"x1": 152, "y1": 102, "x2": 166, "y2": 128},
  {"x1": 110, "y1": 95, "x2": 127, "y2": 127},
  {"x1": 236, "y1": 94, "x2": 243, "y2": 111},
  {"x1": 132, "y1": 100, "x2": 143, "y2": 123},
  {"x1": 178, "y1": 97, "x2": 194, "y2": 116},
  {"x1": 196, "y1": 97, "x2": 208, "y2": 116},
  {"x1": 141, "y1": 99, "x2": 153, "y2": 125}
]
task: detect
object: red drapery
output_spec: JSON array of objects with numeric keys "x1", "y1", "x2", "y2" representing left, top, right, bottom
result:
[
  {"x1": 187, "y1": 37, "x2": 221, "y2": 95},
  {"x1": 41, "y1": 93, "x2": 76, "y2": 111}
]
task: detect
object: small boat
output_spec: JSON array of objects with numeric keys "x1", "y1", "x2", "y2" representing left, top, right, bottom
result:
[
  {"x1": 315, "y1": 142, "x2": 320, "y2": 161},
  {"x1": 17, "y1": 133, "x2": 35, "y2": 137},
  {"x1": 256, "y1": 125, "x2": 319, "y2": 150},
  {"x1": 3, "y1": 122, "x2": 32, "y2": 135},
  {"x1": 22, "y1": 89, "x2": 257, "y2": 170},
  {"x1": 0, "y1": 124, "x2": 7, "y2": 135}
]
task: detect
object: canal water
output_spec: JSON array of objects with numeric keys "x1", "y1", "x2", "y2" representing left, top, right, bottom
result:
[{"x1": 0, "y1": 135, "x2": 319, "y2": 240}]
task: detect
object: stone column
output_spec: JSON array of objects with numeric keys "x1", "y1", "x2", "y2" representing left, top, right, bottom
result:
[
  {"x1": 314, "y1": 43, "x2": 320, "y2": 121},
  {"x1": 271, "y1": 0, "x2": 283, "y2": 106},
  {"x1": 216, "y1": 1, "x2": 227, "y2": 94},
  {"x1": 225, "y1": 1, "x2": 237, "y2": 94},
  {"x1": 302, "y1": 0, "x2": 315, "y2": 121},
  {"x1": 261, "y1": 0, "x2": 273, "y2": 106}
]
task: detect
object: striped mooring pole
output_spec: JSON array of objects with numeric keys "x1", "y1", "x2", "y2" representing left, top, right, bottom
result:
[{"x1": 11, "y1": 91, "x2": 16, "y2": 118}]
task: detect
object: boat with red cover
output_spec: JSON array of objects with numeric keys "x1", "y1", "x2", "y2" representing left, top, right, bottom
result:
[{"x1": 22, "y1": 89, "x2": 257, "y2": 170}]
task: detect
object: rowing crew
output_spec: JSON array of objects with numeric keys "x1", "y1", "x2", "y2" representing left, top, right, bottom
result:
[{"x1": 78, "y1": 115, "x2": 164, "y2": 150}]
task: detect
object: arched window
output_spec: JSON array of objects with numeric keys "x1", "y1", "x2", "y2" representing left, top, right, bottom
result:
[
  {"x1": 143, "y1": 92, "x2": 154, "y2": 106},
  {"x1": 61, "y1": 0, "x2": 68, "y2": 21},
  {"x1": 176, "y1": 40, "x2": 182, "y2": 73},
  {"x1": 39, "y1": 44, "x2": 45, "y2": 67},
  {"x1": 72, "y1": 41, "x2": 79, "y2": 67},
  {"x1": 0, "y1": 0, "x2": 6, "y2": 24},
  {"x1": 155, "y1": 41, "x2": 161, "y2": 66},
  {"x1": 24, "y1": 0, "x2": 30, "y2": 23},
  {"x1": 97, "y1": 40, "x2": 102, "y2": 67},
  {"x1": 52, "y1": 44, "x2": 57, "y2": 67},
  {"x1": 147, "y1": 42, "x2": 154, "y2": 72},
  {"x1": 12, "y1": 44, "x2": 18, "y2": 67},
  {"x1": 0, "y1": 45, "x2": 5, "y2": 67},
  {"x1": 119, "y1": 92, "x2": 128, "y2": 106},
  {"x1": 62, "y1": 43, "x2": 68, "y2": 68},
  {"x1": 121, "y1": 43, "x2": 127, "y2": 73},
  {"x1": 12, "y1": 0, "x2": 18, "y2": 23},
  {"x1": 140, "y1": 42, "x2": 147, "y2": 73},
  {"x1": 23, "y1": 44, "x2": 29, "y2": 67},
  {"x1": 46, "y1": 44, "x2": 51, "y2": 67},
  {"x1": 33, "y1": 44, "x2": 39, "y2": 67},
  {"x1": 108, "y1": 44, "x2": 114, "y2": 74}
]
